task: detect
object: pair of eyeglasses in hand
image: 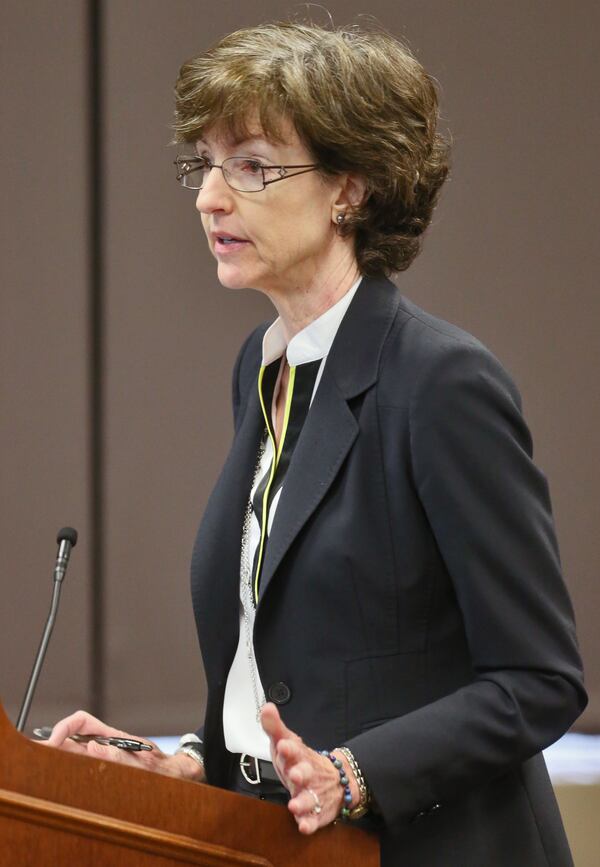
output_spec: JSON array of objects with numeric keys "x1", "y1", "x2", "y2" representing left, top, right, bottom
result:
[{"x1": 33, "y1": 726, "x2": 152, "y2": 752}]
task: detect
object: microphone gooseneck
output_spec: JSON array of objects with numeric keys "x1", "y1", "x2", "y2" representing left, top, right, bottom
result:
[{"x1": 15, "y1": 527, "x2": 78, "y2": 733}]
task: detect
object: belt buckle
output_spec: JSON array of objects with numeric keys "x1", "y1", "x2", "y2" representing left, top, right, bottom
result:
[{"x1": 240, "y1": 753, "x2": 261, "y2": 785}]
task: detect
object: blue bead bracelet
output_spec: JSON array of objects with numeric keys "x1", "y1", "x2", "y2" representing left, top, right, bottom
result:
[{"x1": 320, "y1": 750, "x2": 353, "y2": 819}]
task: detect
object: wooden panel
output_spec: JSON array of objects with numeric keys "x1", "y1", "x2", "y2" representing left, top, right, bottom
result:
[
  {"x1": 0, "y1": 705, "x2": 379, "y2": 867},
  {"x1": 0, "y1": 789, "x2": 272, "y2": 866}
]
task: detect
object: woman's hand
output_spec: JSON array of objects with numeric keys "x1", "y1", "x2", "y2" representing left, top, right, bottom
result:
[
  {"x1": 260, "y1": 703, "x2": 359, "y2": 835},
  {"x1": 40, "y1": 709, "x2": 205, "y2": 783}
]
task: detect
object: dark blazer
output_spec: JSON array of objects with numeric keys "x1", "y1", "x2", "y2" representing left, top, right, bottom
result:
[{"x1": 190, "y1": 276, "x2": 586, "y2": 866}]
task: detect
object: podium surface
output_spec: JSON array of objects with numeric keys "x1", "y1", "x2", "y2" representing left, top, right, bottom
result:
[{"x1": 0, "y1": 702, "x2": 379, "y2": 866}]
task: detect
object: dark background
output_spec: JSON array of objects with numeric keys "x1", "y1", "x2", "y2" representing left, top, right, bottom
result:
[{"x1": 1, "y1": 1, "x2": 598, "y2": 736}]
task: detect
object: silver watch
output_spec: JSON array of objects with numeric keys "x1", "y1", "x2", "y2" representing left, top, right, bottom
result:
[{"x1": 175, "y1": 733, "x2": 205, "y2": 769}]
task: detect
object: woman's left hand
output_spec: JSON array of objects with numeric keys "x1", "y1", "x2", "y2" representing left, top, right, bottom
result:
[{"x1": 260, "y1": 703, "x2": 357, "y2": 834}]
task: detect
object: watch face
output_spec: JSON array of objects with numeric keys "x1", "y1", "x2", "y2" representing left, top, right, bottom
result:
[{"x1": 349, "y1": 804, "x2": 369, "y2": 820}]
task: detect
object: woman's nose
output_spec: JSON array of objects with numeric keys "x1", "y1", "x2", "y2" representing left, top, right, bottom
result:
[{"x1": 195, "y1": 166, "x2": 232, "y2": 215}]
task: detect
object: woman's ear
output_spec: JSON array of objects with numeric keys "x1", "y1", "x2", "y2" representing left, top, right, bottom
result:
[
  {"x1": 345, "y1": 172, "x2": 368, "y2": 209},
  {"x1": 332, "y1": 172, "x2": 368, "y2": 224}
]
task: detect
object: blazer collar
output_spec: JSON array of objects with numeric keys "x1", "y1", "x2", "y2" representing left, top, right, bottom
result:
[{"x1": 325, "y1": 274, "x2": 401, "y2": 399}]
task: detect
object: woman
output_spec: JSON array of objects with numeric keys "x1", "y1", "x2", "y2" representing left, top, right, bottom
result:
[{"x1": 47, "y1": 21, "x2": 586, "y2": 866}]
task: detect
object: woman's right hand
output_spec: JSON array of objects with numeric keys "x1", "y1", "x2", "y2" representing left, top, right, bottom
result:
[{"x1": 41, "y1": 709, "x2": 205, "y2": 783}]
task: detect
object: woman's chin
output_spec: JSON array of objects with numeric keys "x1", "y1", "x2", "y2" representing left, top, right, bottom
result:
[{"x1": 216, "y1": 262, "x2": 252, "y2": 290}]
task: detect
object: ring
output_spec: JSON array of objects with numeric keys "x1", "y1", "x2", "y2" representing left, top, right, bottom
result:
[{"x1": 307, "y1": 787, "x2": 322, "y2": 815}]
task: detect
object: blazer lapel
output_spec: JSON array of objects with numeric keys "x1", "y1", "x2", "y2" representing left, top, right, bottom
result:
[
  {"x1": 257, "y1": 276, "x2": 401, "y2": 604},
  {"x1": 258, "y1": 373, "x2": 357, "y2": 604}
]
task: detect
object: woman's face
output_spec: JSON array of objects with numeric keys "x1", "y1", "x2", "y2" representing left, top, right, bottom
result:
[{"x1": 194, "y1": 119, "x2": 350, "y2": 295}]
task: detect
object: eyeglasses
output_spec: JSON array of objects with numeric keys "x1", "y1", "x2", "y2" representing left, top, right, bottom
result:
[{"x1": 174, "y1": 155, "x2": 319, "y2": 193}]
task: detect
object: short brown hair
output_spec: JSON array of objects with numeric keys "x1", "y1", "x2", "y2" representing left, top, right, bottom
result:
[{"x1": 174, "y1": 21, "x2": 450, "y2": 276}]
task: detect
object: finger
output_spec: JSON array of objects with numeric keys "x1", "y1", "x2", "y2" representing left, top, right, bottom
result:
[
  {"x1": 86, "y1": 739, "x2": 141, "y2": 768},
  {"x1": 37, "y1": 737, "x2": 88, "y2": 756},
  {"x1": 86, "y1": 740, "x2": 120, "y2": 761},
  {"x1": 277, "y1": 742, "x2": 316, "y2": 789},
  {"x1": 272, "y1": 738, "x2": 305, "y2": 789},
  {"x1": 260, "y1": 703, "x2": 294, "y2": 747},
  {"x1": 288, "y1": 788, "x2": 319, "y2": 817},
  {"x1": 287, "y1": 759, "x2": 314, "y2": 789},
  {"x1": 47, "y1": 710, "x2": 141, "y2": 747},
  {"x1": 297, "y1": 813, "x2": 320, "y2": 835},
  {"x1": 46, "y1": 710, "x2": 106, "y2": 746},
  {"x1": 276, "y1": 737, "x2": 305, "y2": 765}
]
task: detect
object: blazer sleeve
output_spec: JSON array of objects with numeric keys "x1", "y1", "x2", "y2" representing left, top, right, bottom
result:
[{"x1": 345, "y1": 340, "x2": 587, "y2": 829}]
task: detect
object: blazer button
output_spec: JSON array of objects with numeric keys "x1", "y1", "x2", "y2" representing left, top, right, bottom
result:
[{"x1": 268, "y1": 682, "x2": 292, "y2": 705}]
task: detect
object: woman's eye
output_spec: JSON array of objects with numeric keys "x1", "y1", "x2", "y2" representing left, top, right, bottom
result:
[{"x1": 239, "y1": 159, "x2": 263, "y2": 174}]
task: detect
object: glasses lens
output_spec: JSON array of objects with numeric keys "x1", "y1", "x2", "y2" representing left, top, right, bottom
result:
[
  {"x1": 223, "y1": 158, "x2": 264, "y2": 192},
  {"x1": 176, "y1": 157, "x2": 207, "y2": 190}
]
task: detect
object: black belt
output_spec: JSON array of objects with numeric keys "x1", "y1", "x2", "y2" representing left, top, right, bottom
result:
[{"x1": 237, "y1": 753, "x2": 281, "y2": 785}]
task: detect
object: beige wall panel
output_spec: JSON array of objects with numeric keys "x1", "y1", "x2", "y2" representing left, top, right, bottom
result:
[
  {"x1": 395, "y1": 2, "x2": 600, "y2": 729},
  {"x1": 102, "y1": 0, "x2": 269, "y2": 734},
  {"x1": 0, "y1": 2, "x2": 91, "y2": 726},
  {"x1": 555, "y1": 784, "x2": 600, "y2": 867},
  {"x1": 102, "y1": 1, "x2": 599, "y2": 734}
]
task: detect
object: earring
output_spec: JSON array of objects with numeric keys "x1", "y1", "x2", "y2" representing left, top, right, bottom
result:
[{"x1": 336, "y1": 213, "x2": 345, "y2": 225}]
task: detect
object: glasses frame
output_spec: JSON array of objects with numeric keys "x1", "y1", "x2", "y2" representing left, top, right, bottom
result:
[{"x1": 174, "y1": 155, "x2": 319, "y2": 193}]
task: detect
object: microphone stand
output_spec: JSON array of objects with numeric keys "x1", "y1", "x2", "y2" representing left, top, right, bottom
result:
[
  {"x1": 16, "y1": 527, "x2": 78, "y2": 733},
  {"x1": 16, "y1": 580, "x2": 64, "y2": 732}
]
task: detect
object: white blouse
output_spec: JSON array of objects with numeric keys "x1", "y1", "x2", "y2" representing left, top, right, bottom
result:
[{"x1": 222, "y1": 277, "x2": 362, "y2": 759}]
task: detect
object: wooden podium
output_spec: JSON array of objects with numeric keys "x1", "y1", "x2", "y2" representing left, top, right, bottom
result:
[{"x1": 0, "y1": 701, "x2": 379, "y2": 866}]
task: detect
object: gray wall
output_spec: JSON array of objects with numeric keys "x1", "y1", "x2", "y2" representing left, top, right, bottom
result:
[{"x1": 1, "y1": 0, "x2": 598, "y2": 735}]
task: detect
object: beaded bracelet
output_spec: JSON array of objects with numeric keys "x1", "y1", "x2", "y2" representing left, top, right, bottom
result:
[
  {"x1": 320, "y1": 750, "x2": 353, "y2": 818},
  {"x1": 337, "y1": 746, "x2": 370, "y2": 817}
]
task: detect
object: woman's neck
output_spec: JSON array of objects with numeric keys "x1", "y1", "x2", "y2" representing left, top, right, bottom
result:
[{"x1": 265, "y1": 257, "x2": 361, "y2": 340}]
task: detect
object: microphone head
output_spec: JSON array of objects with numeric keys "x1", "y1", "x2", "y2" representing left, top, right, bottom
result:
[{"x1": 57, "y1": 527, "x2": 78, "y2": 547}]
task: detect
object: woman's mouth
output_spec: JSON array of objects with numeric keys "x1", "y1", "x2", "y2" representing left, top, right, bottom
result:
[{"x1": 213, "y1": 235, "x2": 250, "y2": 254}]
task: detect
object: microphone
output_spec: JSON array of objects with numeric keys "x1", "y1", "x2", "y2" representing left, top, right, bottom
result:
[
  {"x1": 15, "y1": 527, "x2": 78, "y2": 733},
  {"x1": 54, "y1": 526, "x2": 78, "y2": 583}
]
